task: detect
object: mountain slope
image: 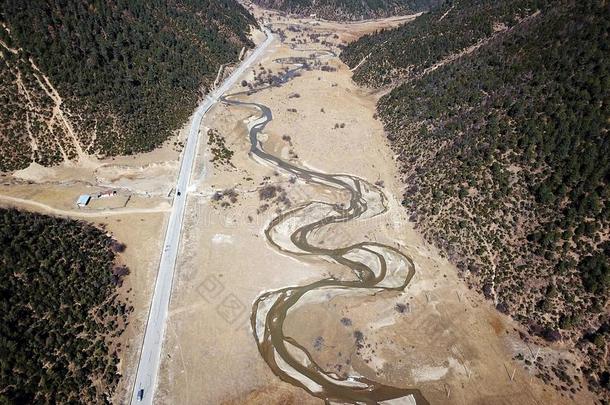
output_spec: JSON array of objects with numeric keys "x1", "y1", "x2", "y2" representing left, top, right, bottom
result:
[
  {"x1": 0, "y1": 208, "x2": 131, "y2": 403},
  {"x1": 252, "y1": 0, "x2": 441, "y2": 21},
  {"x1": 341, "y1": 0, "x2": 546, "y2": 86},
  {"x1": 342, "y1": 0, "x2": 609, "y2": 398},
  {"x1": 0, "y1": 0, "x2": 256, "y2": 171}
]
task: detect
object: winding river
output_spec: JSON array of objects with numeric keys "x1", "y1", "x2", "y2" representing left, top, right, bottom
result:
[{"x1": 220, "y1": 45, "x2": 427, "y2": 405}]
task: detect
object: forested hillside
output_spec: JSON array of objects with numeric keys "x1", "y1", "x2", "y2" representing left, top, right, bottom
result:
[
  {"x1": 341, "y1": 0, "x2": 547, "y2": 86},
  {"x1": 342, "y1": 0, "x2": 609, "y2": 398},
  {"x1": 0, "y1": 0, "x2": 256, "y2": 171},
  {"x1": 252, "y1": 0, "x2": 441, "y2": 21},
  {"x1": 0, "y1": 208, "x2": 131, "y2": 403}
]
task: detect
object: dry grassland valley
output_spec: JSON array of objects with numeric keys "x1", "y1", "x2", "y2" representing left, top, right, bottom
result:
[{"x1": 0, "y1": 1, "x2": 607, "y2": 405}]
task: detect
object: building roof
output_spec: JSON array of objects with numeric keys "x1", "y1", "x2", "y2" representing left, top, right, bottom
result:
[{"x1": 77, "y1": 194, "x2": 91, "y2": 205}]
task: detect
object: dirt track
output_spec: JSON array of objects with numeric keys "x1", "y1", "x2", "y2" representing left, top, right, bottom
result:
[{"x1": 0, "y1": 7, "x2": 595, "y2": 405}]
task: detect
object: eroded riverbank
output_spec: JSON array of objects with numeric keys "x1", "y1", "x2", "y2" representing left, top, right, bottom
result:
[{"x1": 155, "y1": 8, "x2": 576, "y2": 405}]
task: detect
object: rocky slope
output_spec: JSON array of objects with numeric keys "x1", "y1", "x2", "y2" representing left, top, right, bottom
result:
[
  {"x1": 342, "y1": 0, "x2": 609, "y2": 399},
  {"x1": 0, "y1": 0, "x2": 256, "y2": 171}
]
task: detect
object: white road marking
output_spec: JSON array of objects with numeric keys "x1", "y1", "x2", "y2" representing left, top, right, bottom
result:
[{"x1": 129, "y1": 26, "x2": 274, "y2": 405}]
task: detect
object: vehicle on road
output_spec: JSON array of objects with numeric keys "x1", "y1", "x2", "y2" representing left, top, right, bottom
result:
[{"x1": 129, "y1": 25, "x2": 273, "y2": 405}]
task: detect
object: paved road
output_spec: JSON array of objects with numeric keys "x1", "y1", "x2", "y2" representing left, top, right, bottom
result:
[{"x1": 130, "y1": 27, "x2": 274, "y2": 405}]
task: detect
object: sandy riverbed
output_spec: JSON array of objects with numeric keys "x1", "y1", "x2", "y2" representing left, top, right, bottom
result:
[
  {"x1": 153, "y1": 8, "x2": 589, "y2": 405},
  {"x1": 0, "y1": 7, "x2": 594, "y2": 405}
]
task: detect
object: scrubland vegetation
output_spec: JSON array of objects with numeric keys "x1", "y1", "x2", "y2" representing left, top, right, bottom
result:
[
  {"x1": 0, "y1": 208, "x2": 131, "y2": 403},
  {"x1": 253, "y1": 0, "x2": 440, "y2": 20},
  {"x1": 0, "y1": 0, "x2": 255, "y2": 171},
  {"x1": 342, "y1": 0, "x2": 609, "y2": 398}
]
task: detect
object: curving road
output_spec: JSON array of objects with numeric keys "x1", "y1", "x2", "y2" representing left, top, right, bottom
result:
[{"x1": 129, "y1": 26, "x2": 274, "y2": 405}]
